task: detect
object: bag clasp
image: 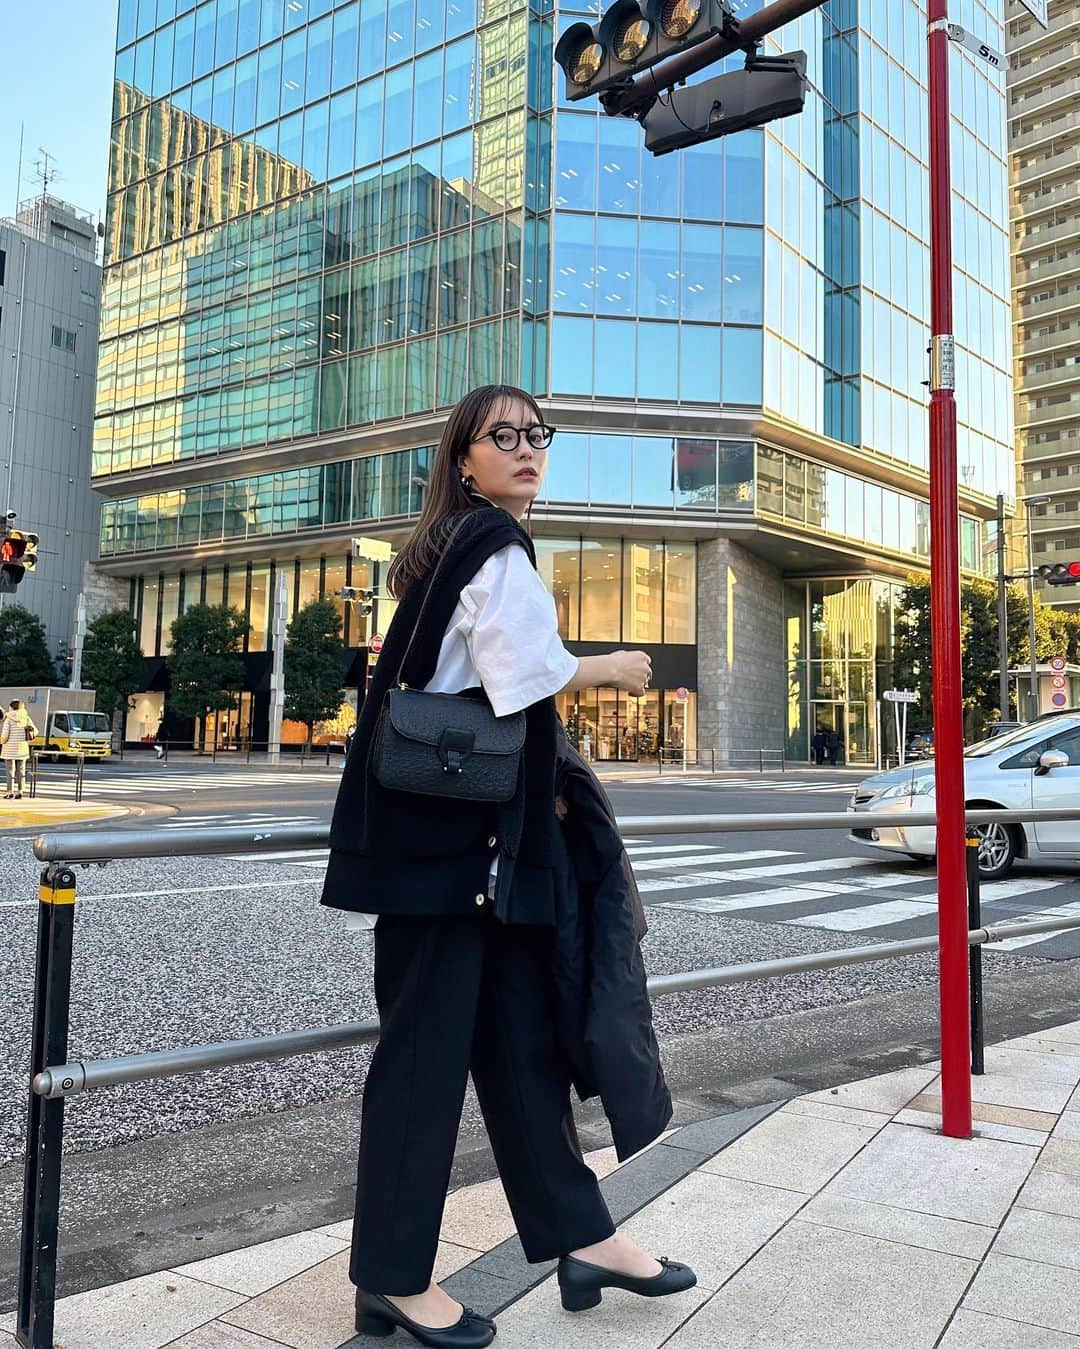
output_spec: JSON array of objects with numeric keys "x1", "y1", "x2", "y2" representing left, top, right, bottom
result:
[{"x1": 438, "y1": 727, "x2": 476, "y2": 774}]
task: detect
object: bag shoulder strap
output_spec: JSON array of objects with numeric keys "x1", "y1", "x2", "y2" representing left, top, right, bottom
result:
[{"x1": 393, "y1": 510, "x2": 483, "y2": 689}]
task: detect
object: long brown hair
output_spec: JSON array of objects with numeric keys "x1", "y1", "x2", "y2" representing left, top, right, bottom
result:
[{"x1": 386, "y1": 384, "x2": 546, "y2": 598}]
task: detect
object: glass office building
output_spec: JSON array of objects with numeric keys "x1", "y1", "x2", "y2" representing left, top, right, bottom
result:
[{"x1": 96, "y1": 0, "x2": 1014, "y2": 763}]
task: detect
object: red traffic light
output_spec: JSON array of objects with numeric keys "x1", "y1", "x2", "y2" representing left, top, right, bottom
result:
[
  {"x1": 1068, "y1": 562, "x2": 1080, "y2": 577},
  {"x1": 1, "y1": 534, "x2": 26, "y2": 563},
  {"x1": 1039, "y1": 560, "x2": 1080, "y2": 586}
]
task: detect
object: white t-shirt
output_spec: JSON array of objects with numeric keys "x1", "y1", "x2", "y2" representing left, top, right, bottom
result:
[{"x1": 344, "y1": 543, "x2": 579, "y2": 931}]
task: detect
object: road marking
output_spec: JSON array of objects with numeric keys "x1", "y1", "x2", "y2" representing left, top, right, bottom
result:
[
  {"x1": 625, "y1": 843, "x2": 719, "y2": 857},
  {"x1": 658, "y1": 884, "x2": 874, "y2": 915},
  {"x1": 989, "y1": 900, "x2": 1080, "y2": 950},
  {"x1": 629, "y1": 850, "x2": 797, "y2": 873},
  {"x1": 786, "y1": 896, "x2": 939, "y2": 931}
]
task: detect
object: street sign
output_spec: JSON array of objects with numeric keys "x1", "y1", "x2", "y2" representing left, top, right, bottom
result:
[
  {"x1": 1052, "y1": 675, "x2": 1067, "y2": 690},
  {"x1": 352, "y1": 536, "x2": 392, "y2": 561},
  {"x1": 1051, "y1": 655, "x2": 1067, "y2": 672},
  {"x1": 1053, "y1": 692, "x2": 1068, "y2": 708},
  {"x1": 883, "y1": 689, "x2": 919, "y2": 703},
  {"x1": 945, "y1": 23, "x2": 1004, "y2": 69},
  {"x1": 367, "y1": 650, "x2": 379, "y2": 665},
  {"x1": 370, "y1": 633, "x2": 384, "y2": 654},
  {"x1": 675, "y1": 686, "x2": 688, "y2": 702},
  {"x1": 1018, "y1": 0, "x2": 1048, "y2": 28}
]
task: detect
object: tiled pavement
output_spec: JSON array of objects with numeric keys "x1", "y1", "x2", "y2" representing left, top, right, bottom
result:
[{"x1": 5, "y1": 1022, "x2": 1080, "y2": 1347}]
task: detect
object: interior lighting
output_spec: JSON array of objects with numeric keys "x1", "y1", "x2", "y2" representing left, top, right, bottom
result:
[{"x1": 660, "y1": 0, "x2": 704, "y2": 38}]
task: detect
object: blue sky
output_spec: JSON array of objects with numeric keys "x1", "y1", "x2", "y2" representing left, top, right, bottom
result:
[{"x1": 0, "y1": 1, "x2": 119, "y2": 225}]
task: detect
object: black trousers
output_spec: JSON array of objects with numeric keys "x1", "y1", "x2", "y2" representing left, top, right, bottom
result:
[{"x1": 350, "y1": 910, "x2": 616, "y2": 1295}]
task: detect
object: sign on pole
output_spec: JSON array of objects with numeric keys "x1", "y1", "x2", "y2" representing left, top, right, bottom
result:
[
  {"x1": 1018, "y1": 0, "x2": 1048, "y2": 28},
  {"x1": 1050, "y1": 655, "x2": 1067, "y2": 672},
  {"x1": 1053, "y1": 692, "x2": 1068, "y2": 708},
  {"x1": 883, "y1": 689, "x2": 919, "y2": 703}
]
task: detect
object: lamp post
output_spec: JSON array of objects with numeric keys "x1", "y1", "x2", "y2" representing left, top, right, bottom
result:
[{"x1": 1024, "y1": 494, "x2": 1050, "y2": 721}]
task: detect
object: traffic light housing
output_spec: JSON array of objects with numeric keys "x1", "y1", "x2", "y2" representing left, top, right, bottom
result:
[
  {"x1": 643, "y1": 50, "x2": 808, "y2": 153},
  {"x1": 0, "y1": 530, "x2": 38, "y2": 593},
  {"x1": 338, "y1": 586, "x2": 374, "y2": 615},
  {"x1": 1038, "y1": 562, "x2": 1080, "y2": 587},
  {"x1": 555, "y1": 0, "x2": 732, "y2": 103}
]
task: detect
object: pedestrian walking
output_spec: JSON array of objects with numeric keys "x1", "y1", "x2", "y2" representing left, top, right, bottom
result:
[
  {"x1": 825, "y1": 729, "x2": 843, "y2": 766},
  {"x1": 811, "y1": 728, "x2": 826, "y2": 765},
  {"x1": 322, "y1": 384, "x2": 695, "y2": 1347},
  {"x1": 2, "y1": 699, "x2": 38, "y2": 799}
]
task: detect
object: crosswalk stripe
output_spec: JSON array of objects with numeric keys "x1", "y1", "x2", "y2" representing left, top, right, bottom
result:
[
  {"x1": 786, "y1": 895, "x2": 939, "y2": 931},
  {"x1": 629, "y1": 849, "x2": 797, "y2": 874},
  {"x1": 625, "y1": 843, "x2": 717, "y2": 857},
  {"x1": 986, "y1": 900, "x2": 1080, "y2": 950}
]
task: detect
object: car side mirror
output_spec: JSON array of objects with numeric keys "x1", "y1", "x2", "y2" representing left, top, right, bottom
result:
[{"x1": 1036, "y1": 750, "x2": 1070, "y2": 776}]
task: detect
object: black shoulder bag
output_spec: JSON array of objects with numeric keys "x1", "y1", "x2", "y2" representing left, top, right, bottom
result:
[{"x1": 370, "y1": 515, "x2": 526, "y2": 802}]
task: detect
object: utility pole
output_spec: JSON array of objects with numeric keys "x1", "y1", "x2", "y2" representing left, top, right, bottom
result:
[
  {"x1": 926, "y1": 0, "x2": 971, "y2": 1139},
  {"x1": 69, "y1": 593, "x2": 87, "y2": 690},
  {"x1": 267, "y1": 573, "x2": 289, "y2": 764},
  {"x1": 1023, "y1": 495, "x2": 1051, "y2": 720},
  {"x1": 996, "y1": 495, "x2": 1008, "y2": 719}
]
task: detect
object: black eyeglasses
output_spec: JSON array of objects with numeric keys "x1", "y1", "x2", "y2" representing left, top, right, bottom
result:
[{"x1": 474, "y1": 423, "x2": 557, "y2": 452}]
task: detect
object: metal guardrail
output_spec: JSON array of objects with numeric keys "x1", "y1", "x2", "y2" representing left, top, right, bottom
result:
[
  {"x1": 27, "y1": 753, "x2": 86, "y2": 802},
  {"x1": 17, "y1": 804, "x2": 1080, "y2": 1349}
]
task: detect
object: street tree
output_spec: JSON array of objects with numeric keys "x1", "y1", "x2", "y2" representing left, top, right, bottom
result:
[
  {"x1": 284, "y1": 598, "x2": 346, "y2": 748},
  {"x1": 166, "y1": 603, "x2": 246, "y2": 748},
  {"x1": 0, "y1": 604, "x2": 56, "y2": 685},
  {"x1": 81, "y1": 607, "x2": 143, "y2": 741},
  {"x1": 893, "y1": 573, "x2": 1080, "y2": 736}
]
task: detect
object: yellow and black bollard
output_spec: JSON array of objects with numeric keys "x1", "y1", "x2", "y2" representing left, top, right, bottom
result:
[
  {"x1": 17, "y1": 864, "x2": 77, "y2": 1349},
  {"x1": 965, "y1": 832, "x2": 985, "y2": 1076}
]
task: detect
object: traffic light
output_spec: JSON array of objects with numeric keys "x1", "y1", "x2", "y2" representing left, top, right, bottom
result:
[
  {"x1": 555, "y1": 0, "x2": 732, "y2": 103},
  {"x1": 338, "y1": 586, "x2": 375, "y2": 615},
  {"x1": 1037, "y1": 562, "x2": 1080, "y2": 587},
  {"x1": 0, "y1": 530, "x2": 38, "y2": 593},
  {"x1": 643, "y1": 50, "x2": 808, "y2": 153}
]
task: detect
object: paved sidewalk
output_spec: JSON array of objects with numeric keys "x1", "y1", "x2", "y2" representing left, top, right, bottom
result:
[{"x1": 5, "y1": 1021, "x2": 1080, "y2": 1347}]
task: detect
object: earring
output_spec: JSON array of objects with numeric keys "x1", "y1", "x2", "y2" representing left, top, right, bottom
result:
[{"x1": 460, "y1": 473, "x2": 473, "y2": 490}]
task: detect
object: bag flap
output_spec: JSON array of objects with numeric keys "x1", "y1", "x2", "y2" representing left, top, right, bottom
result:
[{"x1": 387, "y1": 687, "x2": 526, "y2": 754}]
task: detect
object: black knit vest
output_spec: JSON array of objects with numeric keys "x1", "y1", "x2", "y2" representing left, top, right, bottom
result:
[{"x1": 321, "y1": 503, "x2": 561, "y2": 922}]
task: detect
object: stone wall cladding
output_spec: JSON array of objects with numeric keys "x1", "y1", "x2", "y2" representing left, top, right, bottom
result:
[{"x1": 696, "y1": 537, "x2": 786, "y2": 758}]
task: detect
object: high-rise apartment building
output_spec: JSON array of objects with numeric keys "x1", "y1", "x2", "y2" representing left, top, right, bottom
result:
[
  {"x1": 0, "y1": 195, "x2": 102, "y2": 659},
  {"x1": 96, "y1": 0, "x2": 1013, "y2": 763},
  {"x1": 1009, "y1": 0, "x2": 1080, "y2": 607}
]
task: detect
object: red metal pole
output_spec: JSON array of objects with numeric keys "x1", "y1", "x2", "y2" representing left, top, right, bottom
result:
[{"x1": 927, "y1": 0, "x2": 972, "y2": 1139}]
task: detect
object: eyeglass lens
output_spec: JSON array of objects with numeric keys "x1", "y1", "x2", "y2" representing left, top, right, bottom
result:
[{"x1": 491, "y1": 425, "x2": 554, "y2": 451}]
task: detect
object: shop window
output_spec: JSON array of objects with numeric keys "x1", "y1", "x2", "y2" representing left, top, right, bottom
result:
[
  {"x1": 248, "y1": 565, "x2": 270, "y2": 651},
  {"x1": 664, "y1": 543, "x2": 696, "y2": 644},
  {"x1": 623, "y1": 541, "x2": 663, "y2": 644},
  {"x1": 534, "y1": 538, "x2": 579, "y2": 639},
  {"x1": 581, "y1": 540, "x2": 621, "y2": 641}
]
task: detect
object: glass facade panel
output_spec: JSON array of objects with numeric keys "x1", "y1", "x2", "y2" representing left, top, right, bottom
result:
[
  {"x1": 580, "y1": 540, "x2": 621, "y2": 642},
  {"x1": 623, "y1": 541, "x2": 663, "y2": 644}
]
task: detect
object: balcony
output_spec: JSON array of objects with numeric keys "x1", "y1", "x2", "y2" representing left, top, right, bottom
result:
[
  {"x1": 1009, "y1": 42, "x2": 1080, "y2": 92},
  {"x1": 1018, "y1": 325, "x2": 1080, "y2": 356},
  {"x1": 1016, "y1": 251, "x2": 1080, "y2": 288},
  {"x1": 1009, "y1": 70, "x2": 1080, "y2": 122},
  {"x1": 1012, "y1": 178, "x2": 1080, "y2": 221},
  {"x1": 1011, "y1": 106, "x2": 1080, "y2": 154},
  {"x1": 1018, "y1": 395, "x2": 1080, "y2": 426},
  {"x1": 1017, "y1": 362, "x2": 1080, "y2": 393},
  {"x1": 1014, "y1": 215, "x2": 1080, "y2": 256},
  {"x1": 1014, "y1": 143, "x2": 1080, "y2": 187}
]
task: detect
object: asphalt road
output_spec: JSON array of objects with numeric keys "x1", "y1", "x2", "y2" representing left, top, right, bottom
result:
[{"x1": 2, "y1": 757, "x2": 1079, "y2": 1306}]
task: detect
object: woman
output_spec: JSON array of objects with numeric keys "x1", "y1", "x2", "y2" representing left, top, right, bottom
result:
[
  {"x1": 2, "y1": 699, "x2": 38, "y2": 799},
  {"x1": 322, "y1": 385, "x2": 695, "y2": 1348}
]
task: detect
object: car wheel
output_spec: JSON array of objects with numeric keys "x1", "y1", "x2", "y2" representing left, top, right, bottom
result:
[{"x1": 973, "y1": 823, "x2": 1016, "y2": 881}]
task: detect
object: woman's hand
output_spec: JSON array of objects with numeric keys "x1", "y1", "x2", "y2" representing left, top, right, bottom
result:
[
  {"x1": 610, "y1": 650, "x2": 653, "y2": 697},
  {"x1": 554, "y1": 793, "x2": 568, "y2": 821}
]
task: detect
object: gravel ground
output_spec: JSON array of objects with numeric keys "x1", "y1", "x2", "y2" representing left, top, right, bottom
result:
[{"x1": 0, "y1": 839, "x2": 1049, "y2": 1166}]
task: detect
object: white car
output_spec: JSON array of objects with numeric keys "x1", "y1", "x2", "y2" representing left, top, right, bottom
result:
[{"x1": 848, "y1": 712, "x2": 1080, "y2": 880}]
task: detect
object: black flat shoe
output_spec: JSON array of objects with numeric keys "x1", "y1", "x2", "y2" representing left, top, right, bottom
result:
[
  {"x1": 354, "y1": 1289, "x2": 496, "y2": 1346},
  {"x1": 556, "y1": 1253, "x2": 697, "y2": 1312}
]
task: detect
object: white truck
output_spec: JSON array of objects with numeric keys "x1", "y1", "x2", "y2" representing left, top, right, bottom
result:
[{"x1": 0, "y1": 687, "x2": 113, "y2": 760}]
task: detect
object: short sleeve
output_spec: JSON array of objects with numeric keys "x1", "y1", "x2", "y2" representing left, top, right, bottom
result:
[{"x1": 462, "y1": 543, "x2": 579, "y2": 718}]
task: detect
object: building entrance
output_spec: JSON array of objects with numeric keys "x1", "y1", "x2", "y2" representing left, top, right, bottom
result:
[{"x1": 556, "y1": 687, "x2": 696, "y2": 762}]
